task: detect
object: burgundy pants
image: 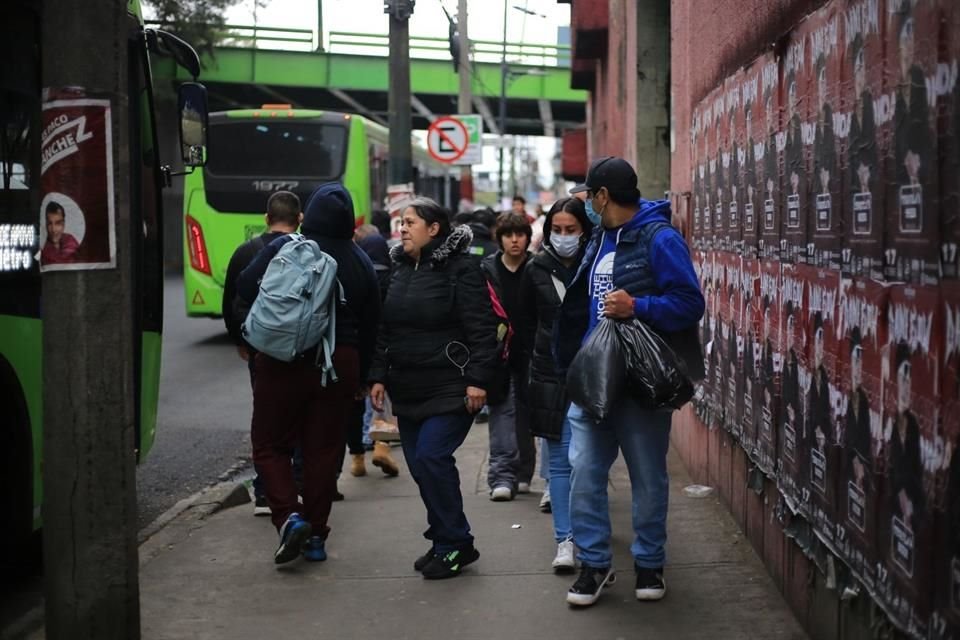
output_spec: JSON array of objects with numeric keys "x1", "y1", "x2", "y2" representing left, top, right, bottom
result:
[{"x1": 251, "y1": 347, "x2": 359, "y2": 537}]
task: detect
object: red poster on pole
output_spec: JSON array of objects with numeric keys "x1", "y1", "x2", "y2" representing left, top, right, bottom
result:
[{"x1": 39, "y1": 95, "x2": 115, "y2": 271}]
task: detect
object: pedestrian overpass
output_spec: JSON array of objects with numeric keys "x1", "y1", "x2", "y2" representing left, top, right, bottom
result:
[{"x1": 150, "y1": 25, "x2": 587, "y2": 137}]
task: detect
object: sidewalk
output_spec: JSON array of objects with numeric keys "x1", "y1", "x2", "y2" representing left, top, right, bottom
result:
[{"x1": 137, "y1": 426, "x2": 807, "y2": 640}]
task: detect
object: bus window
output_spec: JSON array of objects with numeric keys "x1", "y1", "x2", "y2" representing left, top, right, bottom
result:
[{"x1": 206, "y1": 121, "x2": 348, "y2": 180}]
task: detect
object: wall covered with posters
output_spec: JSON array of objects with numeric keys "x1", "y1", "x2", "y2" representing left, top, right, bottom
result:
[{"x1": 675, "y1": 0, "x2": 959, "y2": 637}]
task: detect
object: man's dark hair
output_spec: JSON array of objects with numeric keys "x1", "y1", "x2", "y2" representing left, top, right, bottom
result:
[
  {"x1": 512, "y1": 195, "x2": 526, "y2": 204},
  {"x1": 453, "y1": 210, "x2": 474, "y2": 226},
  {"x1": 371, "y1": 209, "x2": 391, "y2": 237},
  {"x1": 605, "y1": 187, "x2": 641, "y2": 206},
  {"x1": 45, "y1": 201, "x2": 65, "y2": 219},
  {"x1": 472, "y1": 208, "x2": 496, "y2": 230},
  {"x1": 408, "y1": 197, "x2": 452, "y2": 237},
  {"x1": 495, "y1": 212, "x2": 532, "y2": 246},
  {"x1": 266, "y1": 191, "x2": 301, "y2": 227}
]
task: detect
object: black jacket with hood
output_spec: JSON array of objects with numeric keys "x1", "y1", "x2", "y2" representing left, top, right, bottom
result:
[
  {"x1": 367, "y1": 225, "x2": 500, "y2": 422},
  {"x1": 237, "y1": 183, "x2": 382, "y2": 380}
]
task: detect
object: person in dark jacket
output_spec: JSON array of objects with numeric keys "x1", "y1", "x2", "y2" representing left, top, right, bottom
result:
[
  {"x1": 519, "y1": 196, "x2": 593, "y2": 572},
  {"x1": 237, "y1": 182, "x2": 381, "y2": 565},
  {"x1": 467, "y1": 208, "x2": 499, "y2": 257},
  {"x1": 556, "y1": 157, "x2": 705, "y2": 607},
  {"x1": 222, "y1": 190, "x2": 302, "y2": 516},
  {"x1": 368, "y1": 197, "x2": 499, "y2": 580},
  {"x1": 482, "y1": 212, "x2": 534, "y2": 500}
]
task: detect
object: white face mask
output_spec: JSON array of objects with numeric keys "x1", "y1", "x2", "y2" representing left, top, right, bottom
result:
[{"x1": 551, "y1": 233, "x2": 582, "y2": 258}]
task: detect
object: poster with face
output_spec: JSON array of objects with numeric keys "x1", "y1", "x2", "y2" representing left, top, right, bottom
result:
[
  {"x1": 757, "y1": 258, "x2": 782, "y2": 476},
  {"x1": 800, "y1": 265, "x2": 842, "y2": 547},
  {"x1": 838, "y1": 276, "x2": 888, "y2": 594},
  {"x1": 760, "y1": 54, "x2": 783, "y2": 261},
  {"x1": 702, "y1": 91, "x2": 720, "y2": 250},
  {"x1": 782, "y1": 28, "x2": 812, "y2": 265},
  {"x1": 695, "y1": 249, "x2": 714, "y2": 423},
  {"x1": 692, "y1": 108, "x2": 705, "y2": 249},
  {"x1": 936, "y1": 280, "x2": 960, "y2": 634},
  {"x1": 877, "y1": 284, "x2": 940, "y2": 634},
  {"x1": 706, "y1": 250, "x2": 727, "y2": 429},
  {"x1": 712, "y1": 89, "x2": 728, "y2": 251},
  {"x1": 723, "y1": 253, "x2": 745, "y2": 438},
  {"x1": 841, "y1": 0, "x2": 885, "y2": 280},
  {"x1": 725, "y1": 72, "x2": 745, "y2": 255},
  {"x1": 742, "y1": 58, "x2": 765, "y2": 259},
  {"x1": 939, "y1": 2, "x2": 960, "y2": 281},
  {"x1": 714, "y1": 251, "x2": 733, "y2": 431},
  {"x1": 741, "y1": 257, "x2": 762, "y2": 452},
  {"x1": 884, "y1": 0, "x2": 940, "y2": 285},
  {"x1": 778, "y1": 262, "x2": 809, "y2": 513},
  {"x1": 808, "y1": 4, "x2": 844, "y2": 271}
]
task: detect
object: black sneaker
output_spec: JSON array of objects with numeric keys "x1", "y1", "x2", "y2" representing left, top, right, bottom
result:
[
  {"x1": 333, "y1": 489, "x2": 345, "y2": 502},
  {"x1": 414, "y1": 547, "x2": 436, "y2": 572},
  {"x1": 566, "y1": 565, "x2": 616, "y2": 606},
  {"x1": 253, "y1": 495, "x2": 271, "y2": 517},
  {"x1": 421, "y1": 546, "x2": 480, "y2": 580},
  {"x1": 635, "y1": 565, "x2": 666, "y2": 601}
]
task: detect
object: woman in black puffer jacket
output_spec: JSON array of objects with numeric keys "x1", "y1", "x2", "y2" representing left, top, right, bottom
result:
[
  {"x1": 369, "y1": 197, "x2": 498, "y2": 580},
  {"x1": 518, "y1": 197, "x2": 592, "y2": 572}
]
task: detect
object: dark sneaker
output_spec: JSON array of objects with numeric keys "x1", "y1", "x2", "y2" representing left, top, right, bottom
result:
[
  {"x1": 274, "y1": 513, "x2": 312, "y2": 565},
  {"x1": 333, "y1": 488, "x2": 345, "y2": 502},
  {"x1": 566, "y1": 565, "x2": 616, "y2": 606},
  {"x1": 635, "y1": 566, "x2": 666, "y2": 601},
  {"x1": 421, "y1": 546, "x2": 480, "y2": 580},
  {"x1": 302, "y1": 536, "x2": 327, "y2": 562},
  {"x1": 414, "y1": 546, "x2": 436, "y2": 572},
  {"x1": 253, "y1": 495, "x2": 271, "y2": 517}
]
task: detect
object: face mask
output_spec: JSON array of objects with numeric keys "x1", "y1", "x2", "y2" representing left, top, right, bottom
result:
[
  {"x1": 584, "y1": 199, "x2": 602, "y2": 226},
  {"x1": 551, "y1": 233, "x2": 582, "y2": 258}
]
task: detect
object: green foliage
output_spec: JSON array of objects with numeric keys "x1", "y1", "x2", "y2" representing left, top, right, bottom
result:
[{"x1": 145, "y1": 0, "x2": 264, "y2": 60}]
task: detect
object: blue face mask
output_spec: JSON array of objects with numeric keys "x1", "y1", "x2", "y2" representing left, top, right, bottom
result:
[{"x1": 585, "y1": 198, "x2": 602, "y2": 226}]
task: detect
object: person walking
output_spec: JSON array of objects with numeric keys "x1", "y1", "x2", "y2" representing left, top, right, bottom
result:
[
  {"x1": 555, "y1": 157, "x2": 705, "y2": 606},
  {"x1": 368, "y1": 197, "x2": 499, "y2": 580},
  {"x1": 482, "y1": 212, "x2": 535, "y2": 500},
  {"x1": 238, "y1": 183, "x2": 381, "y2": 565},
  {"x1": 519, "y1": 197, "x2": 593, "y2": 572},
  {"x1": 222, "y1": 191, "x2": 303, "y2": 516}
]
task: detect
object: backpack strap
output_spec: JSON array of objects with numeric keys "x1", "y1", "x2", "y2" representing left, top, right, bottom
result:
[{"x1": 316, "y1": 279, "x2": 345, "y2": 386}]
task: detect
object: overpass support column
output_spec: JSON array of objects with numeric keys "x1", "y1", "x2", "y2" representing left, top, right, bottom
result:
[
  {"x1": 387, "y1": 0, "x2": 413, "y2": 188},
  {"x1": 635, "y1": 0, "x2": 671, "y2": 199}
]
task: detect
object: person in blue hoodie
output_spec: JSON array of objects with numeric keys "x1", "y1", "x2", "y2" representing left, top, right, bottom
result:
[
  {"x1": 237, "y1": 183, "x2": 381, "y2": 565},
  {"x1": 555, "y1": 157, "x2": 705, "y2": 607}
]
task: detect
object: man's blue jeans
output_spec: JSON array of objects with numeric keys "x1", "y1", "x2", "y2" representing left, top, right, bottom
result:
[
  {"x1": 568, "y1": 400, "x2": 672, "y2": 569},
  {"x1": 398, "y1": 410, "x2": 475, "y2": 553},
  {"x1": 546, "y1": 415, "x2": 573, "y2": 542}
]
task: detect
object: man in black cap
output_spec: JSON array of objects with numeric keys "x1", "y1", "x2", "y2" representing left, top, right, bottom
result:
[{"x1": 556, "y1": 156, "x2": 705, "y2": 607}]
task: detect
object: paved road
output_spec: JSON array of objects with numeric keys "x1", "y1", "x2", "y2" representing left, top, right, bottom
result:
[{"x1": 136, "y1": 277, "x2": 254, "y2": 528}]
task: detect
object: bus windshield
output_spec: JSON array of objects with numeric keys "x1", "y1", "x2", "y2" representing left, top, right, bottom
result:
[{"x1": 206, "y1": 121, "x2": 348, "y2": 180}]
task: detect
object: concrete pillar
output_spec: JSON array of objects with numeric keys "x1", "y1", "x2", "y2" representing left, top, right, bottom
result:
[{"x1": 634, "y1": 0, "x2": 671, "y2": 199}]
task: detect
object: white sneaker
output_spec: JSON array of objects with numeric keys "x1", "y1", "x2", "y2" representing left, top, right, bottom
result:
[
  {"x1": 539, "y1": 488, "x2": 552, "y2": 513},
  {"x1": 490, "y1": 486, "x2": 514, "y2": 501},
  {"x1": 517, "y1": 482, "x2": 531, "y2": 494},
  {"x1": 552, "y1": 539, "x2": 577, "y2": 573}
]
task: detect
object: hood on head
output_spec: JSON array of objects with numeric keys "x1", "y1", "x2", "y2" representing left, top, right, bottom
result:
[
  {"x1": 357, "y1": 233, "x2": 391, "y2": 267},
  {"x1": 302, "y1": 182, "x2": 356, "y2": 239}
]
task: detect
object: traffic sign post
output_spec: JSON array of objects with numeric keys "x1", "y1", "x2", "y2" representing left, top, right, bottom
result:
[{"x1": 427, "y1": 114, "x2": 482, "y2": 166}]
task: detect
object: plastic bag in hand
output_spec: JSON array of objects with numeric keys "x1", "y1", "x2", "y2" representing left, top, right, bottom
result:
[
  {"x1": 566, "y1": 318, "x2": 626, "y2": 422},
  {"x1": 615, "y1": 319, "x2": 694, "y2": 411}
]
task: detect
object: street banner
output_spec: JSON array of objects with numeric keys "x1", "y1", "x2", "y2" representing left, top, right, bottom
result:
[
  {"x1": 723, "y1": 72, "x2": 745, "y2": 255},
  {"x1": 777, "y1": 261, "x2": 809, "y2": 514},
  {"x1": 695, "y1": 249, "x2": 715, "y2": 423},
  {"x1": 39, "y1": 94, "x2": 115, "y2": 271},
  {"x1": 757, "y1": 258, "x2": 782, "y2": 476},
  {"x1": 838, "y1": 276, "x2": 887, "y2": 594},
  {"x1": 877, "y1": 284, "x2": 940, "y2": 636},
  {"x1": 782, "y1": 19, "x2": 813, "y2": 266},
  {"x1": 940, "y1": 1, "x2": 960, "y2": 281},
  {"x1": 691, "y1": 106, "x2": 705, "y2": 249},
  {"x1": 741, "y1": 57, "x2": 767, "y2": 259},
  {"x1": 741, "y1": 257, "x2": 762, "y2": 453},
  {"x1": 758, "y1": 53, "x2": 783, "y2": 262},
  {"x1": 840, "y1": 0, "x2": 885, "y2": 280},
  {"x1": 722, "y1": 252, "x2": 744, "y2": 437},
  {"x1": 709, "y1": 250, "x2": 728, "y2": 430},
  {"x1": 883, "y1": 0, "x2": 940, "y2": 285}
]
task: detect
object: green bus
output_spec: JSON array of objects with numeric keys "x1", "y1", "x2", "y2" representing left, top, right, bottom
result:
[
  {"x1": 182, "y1": 106, "x2": 456, "y2": 317},
  {"x1": 0, "y1": 0, "x2": 204, "y2": 568}
]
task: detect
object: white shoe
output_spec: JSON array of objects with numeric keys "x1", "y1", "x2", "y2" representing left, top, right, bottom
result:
[
  {"x1": 490, "y1": 486, "x2": 514, "y2": 501},
  {"x1": 539, "y1": 488, "x2": 552, "y2": 513},
  {"x1": 552, "y1": 539, "x2": 577, "y2": 573},
  {"x1": 517, "y1": 482, "x2": 531, "y2": 494}
]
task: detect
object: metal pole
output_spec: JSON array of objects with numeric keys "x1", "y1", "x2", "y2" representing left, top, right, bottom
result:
[
  {"x1": 457, "y1": 0, "x2": 473, "y2": 206},
  {"x1": 498, "y1": 0, "x2": 508, "y2": 203},
  {"x1": 388, "y1": 5, "x2": 413, "y2": 187},
  {"x1": 316, "y1": 0, "x2": 324, "y2": 51}
]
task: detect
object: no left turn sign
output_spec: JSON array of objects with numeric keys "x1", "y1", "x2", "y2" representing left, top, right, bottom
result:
[{"x1": 427, "y1": 116, "x2": 469, "y2": 164}]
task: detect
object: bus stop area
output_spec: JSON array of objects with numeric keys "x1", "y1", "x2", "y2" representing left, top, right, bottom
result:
[{"x1": 124, "y1": 426, "x2": 805, "y2": 640}]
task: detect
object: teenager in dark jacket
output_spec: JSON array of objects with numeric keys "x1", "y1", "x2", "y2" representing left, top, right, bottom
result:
[
  {"x1": 519, "y1": 197, "x2": 592, "y2": 572},
  {"x1": 556, "y1": 157, "x2": 705, "y2": 607},
  {"x1": 222, "y1": 191, "x2": 302, "y2": 516},
  {"x1": 368, "y1": 197, "x2": 499, "y2": 580},
  {"x1": 481, "y1": 212, "x2": 534, "y2": 500},
  {"x1": 237, "y1": 182, "x2": 381, "y2": 565}
]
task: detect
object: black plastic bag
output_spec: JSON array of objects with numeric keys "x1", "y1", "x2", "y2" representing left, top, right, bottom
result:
[
  {"x1": 615, "y1": 319, "x2": 694, "y2": 411},
  {"x1": 566, "y1": 318, "x2": 626, "y2": 422}
]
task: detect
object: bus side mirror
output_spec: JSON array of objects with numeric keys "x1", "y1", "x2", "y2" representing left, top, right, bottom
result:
[{"x1": 178, "y1": 82, "x2": 208, "y2": 168}]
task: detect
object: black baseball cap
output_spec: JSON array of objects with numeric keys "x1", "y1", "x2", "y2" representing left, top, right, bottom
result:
[{"x1": 569, "y1": 156, "x2": 640, "y2": 199}]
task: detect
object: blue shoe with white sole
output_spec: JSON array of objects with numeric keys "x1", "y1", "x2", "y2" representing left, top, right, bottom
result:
[{"x1": 274, "y1": 513, "x2": 312, "y2": 565}]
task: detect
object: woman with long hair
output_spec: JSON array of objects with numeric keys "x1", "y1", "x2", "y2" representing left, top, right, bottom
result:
[{"x1": 368, "y1": 197, "x2": 499, "y2": 580}]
